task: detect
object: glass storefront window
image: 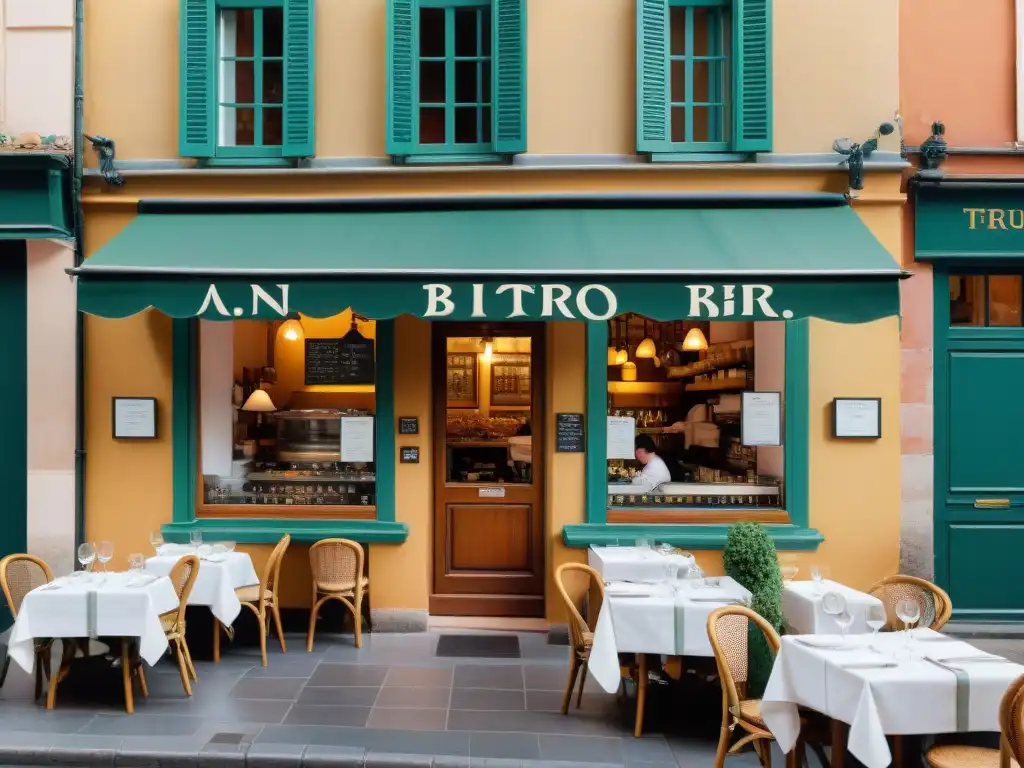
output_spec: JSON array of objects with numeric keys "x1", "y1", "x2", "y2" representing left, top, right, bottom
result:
[
  {"x1": 199, "y1": 312, "x2": 378, "y2": 514},
  {"x1": 605, "y1": 315, "x2": 785, "y2": 514},
  {"x1": 444, "y1": 336, "x2": 533, "y2": 484},
  {"x1": 950, "y1": 274, "x2": 1024, "y2": 326}
]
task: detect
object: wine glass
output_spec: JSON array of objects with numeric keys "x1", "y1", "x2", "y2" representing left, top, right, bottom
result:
[
  {"x1": 690, "y1": 564, "x2": 706, "y2": 588},
  {"x1": 149, "y1": 531, "x2": 164, "y2": 553},
  {"x1": 865, "y1": 603, "x2": 886, "y2": 649},
  {"x1": 189, "y1": 529, "x2": 203, "y2": 549},
  {"x1": 811, "y1": 565, "x2": 830, "y2": 595},
  {"x1": 77, "y1": 542, "x2": 96, "y2": 576},
  {"x1": 96, "y1": 541, "x2": 114, "y2": 572},
  {"x1": 895, "y1": 598, "x2": 921, "y2": 645},
  {"x1": 822, "y1": 590, "x2": 849, "y2": 643},
  {"x1": 781, "y1": 564, "x2": 799, "y2": 586}
]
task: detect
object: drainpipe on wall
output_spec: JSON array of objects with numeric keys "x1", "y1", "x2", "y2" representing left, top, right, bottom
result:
[{"x1": 72, "y1": 0, "x2": 86, "y2": 547}]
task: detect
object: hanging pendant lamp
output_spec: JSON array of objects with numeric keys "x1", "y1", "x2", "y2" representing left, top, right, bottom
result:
[{"x1": 682, "y1": 327, "x2": 709, "y2": 351}]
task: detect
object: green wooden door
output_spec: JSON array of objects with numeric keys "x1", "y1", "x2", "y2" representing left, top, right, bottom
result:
[{"x1": 935, "y1": 269, "x2": 1024, "y2": 621}]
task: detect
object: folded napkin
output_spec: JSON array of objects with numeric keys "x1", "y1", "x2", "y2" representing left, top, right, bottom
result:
[
  {"x1": 605, "y1": 581, "x2": 655, "y2": 597},
  {"x1": 126, "y1": 574, "x2": 158, "y2": 588},
  {"x1": 201, "y1": 553, "x2": 228, "y2": 563},
  {"x1": 794, "y1": 636, "x2": 847, "y2": 649}
]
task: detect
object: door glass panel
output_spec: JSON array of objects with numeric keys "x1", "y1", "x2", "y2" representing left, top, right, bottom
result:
[
  {"x1": 949, "y1": 275, "x2": 984, "y2": 326},
  {"x1": 445, "y1": 336, "x2": 532, "y2": 484},
  {"x1": 989, "y1": 275, "x2": 1023, "y2": 326}
]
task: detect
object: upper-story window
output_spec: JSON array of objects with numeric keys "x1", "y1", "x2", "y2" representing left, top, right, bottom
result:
[
  {"x1": 179, "y1": 0, "x2": 314, "y2": 165},
  {"x1": 637, "y1": 0, "x2": 771, "y2": 161},
  {"x1": 387, "y1": 0, "x2": 525, "y2": 163}
]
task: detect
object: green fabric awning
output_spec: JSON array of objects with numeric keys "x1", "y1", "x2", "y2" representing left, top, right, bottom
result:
[{"x1": 74, "y1": 202, "x2": 902, "y2": 323}]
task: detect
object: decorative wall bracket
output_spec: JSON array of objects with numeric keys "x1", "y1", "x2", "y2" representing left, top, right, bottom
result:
[
  {"x1": 918, "y1": 121, "x2": 948, "y2": 172},
  {"x1": 833, "y1": 122, "x2": 896, "y2": 192},
  {"x1": 86, "y1": 134, "x2": 125, "y2": 186}
]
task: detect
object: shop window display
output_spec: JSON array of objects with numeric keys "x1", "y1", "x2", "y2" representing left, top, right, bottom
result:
[
  {"x1": 606, "y1": 315, "x2": 785, "y2": 522},
  {"x1": 199, "y1": 312, "x2": 377, "y2": 516}
]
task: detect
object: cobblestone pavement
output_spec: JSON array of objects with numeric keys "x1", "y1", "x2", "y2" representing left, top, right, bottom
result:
[{"x1": 0, "y1": 628, "x2": 771, "y2": 767}]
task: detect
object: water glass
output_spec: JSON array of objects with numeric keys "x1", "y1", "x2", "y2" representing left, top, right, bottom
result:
[
  {"x1": 96, "y1": 540, "x2": 114, "y2": 572},
  {"x1": 77, "y1": 542, "x2": 96, "y2": 576},
  {"x1": 635, "y1": 538, "x2": 650, "y2": 549},
  {"x1": 128, "y1": 553, "x2": 145, "y2": 573},
  {"x1": 865, "y1": 603, "x2": 886, "y2": 649},
  {"x1": 811, "y1": 565, "x2": 830, "y2": 595},
  {"x1": 190, "y1": 530, "x2": 203, "y2": 548},
  {"x1": 689, "y1": 564, "x2": 706, "y2": 587}
]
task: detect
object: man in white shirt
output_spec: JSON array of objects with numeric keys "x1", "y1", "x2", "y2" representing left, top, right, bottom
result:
[{"x1": 631, "y1": 435, "x2": 672, "y2": 493}]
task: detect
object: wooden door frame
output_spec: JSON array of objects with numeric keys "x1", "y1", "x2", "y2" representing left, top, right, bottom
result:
[{"x1": 430, "y1": 321, "x2": 547, "y2": 617}]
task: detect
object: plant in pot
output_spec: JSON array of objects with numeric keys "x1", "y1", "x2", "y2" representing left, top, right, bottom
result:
[{"x1": 723, "y1": 522, "x2": 784, "y2": 698}]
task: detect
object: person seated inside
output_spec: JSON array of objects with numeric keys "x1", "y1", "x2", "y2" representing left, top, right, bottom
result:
[{"x1": 632, "y1": 435, "x2": 672, "y2": 493}]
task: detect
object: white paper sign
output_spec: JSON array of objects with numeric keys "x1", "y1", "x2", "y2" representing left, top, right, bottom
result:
[
  {"x1": 340, "y1": 416, "x2": 375, "y2": 462},
  {"x1": 479, "y1": 487, "x2": 506, "y2": 498},
  {"x1": 741, "y1": 392, "x2": 781, "y2": 447},
  {"x1": 113, "y1": 398, "x2": 157, "y2": 439},
  {"x1": 834, "y1": 398, "x2": 881, "y2": 438},
  {"x1": 607, "y1": 416, "x2": 637, "y2": 459}
]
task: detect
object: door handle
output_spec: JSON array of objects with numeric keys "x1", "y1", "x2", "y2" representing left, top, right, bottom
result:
[{"x1": 974, "y1": 498, "x2": 1011, "y2": 509}]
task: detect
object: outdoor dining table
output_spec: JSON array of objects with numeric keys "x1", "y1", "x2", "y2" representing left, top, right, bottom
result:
[
  {"x1": 762, "y1": 628, "x2": 1024, "y2": 768},
  {"x1": 588, "y1": 545, "x2": 696, "y2": 582},
  {"x1": 782, "y1": 579, "x2": 885, "y2": 635},
  {"x1": 589, "y1": 575, "x2": 752, "y2": 694}
]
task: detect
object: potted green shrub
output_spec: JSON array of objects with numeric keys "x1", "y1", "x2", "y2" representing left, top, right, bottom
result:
[{"x1": 722, "y1": 522, "x2": 784, "y2": 698}]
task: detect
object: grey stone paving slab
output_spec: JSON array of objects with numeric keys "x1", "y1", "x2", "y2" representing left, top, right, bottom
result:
[
  {"x1": 299, "y1": 685, "x2": 381, "y2": 707},
  {"x1": 468, "y1": 733, "x2": 540, "y2": 761}
]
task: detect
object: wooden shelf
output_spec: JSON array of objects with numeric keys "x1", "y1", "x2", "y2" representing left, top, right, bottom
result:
[
  {"x1": 685, "y1": 377, "x2": 749, "y2": 392},
  {"x1": 608, "y1": 381, "x2": 681, "y2": 395}
]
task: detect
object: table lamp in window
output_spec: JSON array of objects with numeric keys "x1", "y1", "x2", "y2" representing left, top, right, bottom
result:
[{"x1": 242, "y1": 388, "x2": 277, "y2": 436}]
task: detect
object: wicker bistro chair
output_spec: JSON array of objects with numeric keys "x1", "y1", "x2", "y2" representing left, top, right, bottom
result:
[
  {"x1": 0, "y1": 554, "x2": 54, "y2": 700},
  {"x1": 867, "y1": 574, "x2": 952, "y2": 632},
  {"x1": 160, "y1": 554, "x2": 201, "y2": 697},
  {"x1": 553, "y1": 564, "x2": 641, "y2": 733},
  {"x1": 306, "y1": 538, "x2": 369, "y2": 652},
  {"x1": 227, "y1": 534, "x2": 290, "y2": 667},
  {"x1": 924, "y1": 672, "x2": 1024, "y2": 768},
  {"x1": 708, "y1": 605, "x2": 811, "y2": 768}
]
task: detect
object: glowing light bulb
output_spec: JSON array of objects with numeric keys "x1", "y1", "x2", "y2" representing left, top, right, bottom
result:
[
  {"x1": 483, "y1": 340, "x2": 493, "y2": 361},
  {"x1": 278, "y1": 318, "x2": 304, "y2": 343}
]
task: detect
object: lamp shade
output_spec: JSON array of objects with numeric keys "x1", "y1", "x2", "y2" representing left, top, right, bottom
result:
[
  {"x1": 635, "y1": 337, "x2": 657, "y2": 358},
  {"x1": 278, "y1": 317, "x2": 304, "y2": 343},
  {"x1": 242, "y1": 389, "x2": 277, "y2": 412},
  {"x1": 607, "y1": 346, "x2": 619, "y2": 366},
  {"x1": 682, "y1": 327, "x2": 709, "y2": 351},
  {"x1": 620, "y1": 361, "x2": 638, "y2": 382},
  {"x1": 615, "y1": 348, "x2": 628, "y2": 365}
]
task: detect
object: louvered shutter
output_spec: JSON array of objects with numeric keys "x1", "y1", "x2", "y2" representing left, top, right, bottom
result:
[
  {"x1": 636, "y1": 0, "x2": 670, "y2": 153},
  {"x1": 732, "y1": 0, "x2": 772, "y2": 152},
  {"x1": 387, "y1": 0, "x2": 417, "y2": 157},
  {"x1": 282, "y1": 0, "x2": 316, "y2": 157},
  {"x1": 491, "y1": 0, "x2": 526, "y2": 155},
  {"x1": 179, "y1": 0, "x2": 216, "y2": 158}
]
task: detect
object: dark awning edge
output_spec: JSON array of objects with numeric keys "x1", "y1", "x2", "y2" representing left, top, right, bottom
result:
[{"x1": 135, "y1": 191, "x2": 852, "y2": 216}]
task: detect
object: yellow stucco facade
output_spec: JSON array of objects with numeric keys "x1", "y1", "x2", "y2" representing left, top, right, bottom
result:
[{"x1": 80, "y1": 0, "x2": 905, "y2": 624}]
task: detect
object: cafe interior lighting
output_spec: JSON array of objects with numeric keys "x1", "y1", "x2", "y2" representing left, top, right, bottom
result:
[
  {"x1": 682, "y1": 327, "x2": 709, "y2": 351},
  {"x1": 481, "y1": 337, "x2": 494, "y2": 362},
  {"x1": 615, "y1": 348, "x2": 629, "y2": 365},
  {"x1": 241, "y1": 389, "x2": 277, "y2": 412},
  {"x1": 277, "y1": 316, "x2": 305, "y2": 343},
  {"x1": 635, "y1": 337, "x2": 657, "y2": 358}
]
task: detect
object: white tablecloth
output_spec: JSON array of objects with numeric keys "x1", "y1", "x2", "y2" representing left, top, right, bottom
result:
[
  {"x1": 783, "y1": 580, "x2": 885, "y2": 635},
  {"x1": 145, "y1": 550, "x2": 259, "y2": 625},
  {"x1": 762, "y1": 629, "x2": 1024, "y2": 768},
  {"x1": 588, "y1": 546, "x2": 696, "y2": 582},
  {"x1": 7, "y1": 572, "x2": 179, "y2": 672},
  {"x1": 589, "y1": 576, "x2": 752, "y2": 693}
]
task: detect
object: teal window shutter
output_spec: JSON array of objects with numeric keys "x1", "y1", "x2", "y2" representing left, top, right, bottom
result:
[
  {"x1": 387, "y1": 0, "x2": 418, "y2": 157},
  {"x1": 179, "y1": 0, "x2": 216, "y2": 158},
  {"x1": 282, "y1": 0, "x2": 315, "y2": 158},
  {"x1": 636, "y1": 0, "x2": 670, "y2": 153},
  {"x1": 732, "y1": 0, "x2": 772, "y2": 152},
  {"x1": 491, "y1": 0, "x2": 526, "y2": 155}
]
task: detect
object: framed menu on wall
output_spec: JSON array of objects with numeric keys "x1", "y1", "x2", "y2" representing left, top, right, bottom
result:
[
  {"x1": 490, "y1": 352, "x2": 531, "y2": 406},
  {"x1": 446, "y1": 353, "x2": 478, "y2": 408}
]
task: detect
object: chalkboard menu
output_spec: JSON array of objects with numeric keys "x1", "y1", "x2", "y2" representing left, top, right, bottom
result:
[
  {"x1": 555, "y1": 413, "x2": 585, "y2": 453},
  {"x1": 398, "y1": 417, "x2": 419, "y2": 435},
  {"x1": 304, "y1": 334, "x2": 375, "y2": 385}
]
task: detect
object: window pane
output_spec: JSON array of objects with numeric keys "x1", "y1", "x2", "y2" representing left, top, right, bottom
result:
[
  {"x1": 989, "y1": 275, "x2": 1023, "y2": 326},
  {"x1": 670, "y1": 106, "x2": 686, "y2": 143},
  {"x1": 455, "y1": 107, "x2": 480, "y2": 143},
  {"x1": 222, "y1": 9, "x2": 254, "y2": 58},
  {"x1": 419, "y1": 61, "x2": 446, "y2": 103},
  {"x1": 691, "y1": 7, "x2": 710, "y2": 56},
  {"x1": 263, "y1": 7, "x2": 283, "y2": 57},
  {"x1": 455, "y1": 61, "x2": 478, "y2": 104},
  {"x1": 481, "y1": 106, "x2": 491, "y2": 143},
  {"x1": 693, "y1": 60, "x2": 710, "y2": 103},
  {"x1": 419, "y1": 7, "x2": 444, "y2": 57},
  {"x1": 233, "y1": 61, "x2": 255, "y2": 103},
  {"x1": 455, "y1": 7, "x2": 479, "y2": 56},
  {"x1": 263, "y1": 62, "x2": 283, "y2": 103},
  {"x1": 220, "y1": 107, "x2": 255, "y2": 146},
  {"x1": 693, "y1": 106, "x2": 713, "y2": 142},
  {"x1": 481, "y1": 61, "x2": 491, "y2": 103},
  {"x1": 262, "y1": 106, "x2": 282, "y2": 146},
  {"x1": 481, "y1": 11, "x2": 491, "y2": 56},
  {"x1": 950, "y1": 275, "x2": 984, "y2": 326},
  {"x1": 419, "y1": 107, "x2": 445, "y2": 144},
  {"x1": 670, "y1": 59, "x2": 686, "y2": 104},
  {"x1": 669, "y1": 7, "x2": 687, "y2": 55}
]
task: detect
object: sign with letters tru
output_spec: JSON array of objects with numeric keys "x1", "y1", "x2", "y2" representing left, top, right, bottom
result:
[{"x1": 194, "y1": 282, "x2": 795, "y2": 322}]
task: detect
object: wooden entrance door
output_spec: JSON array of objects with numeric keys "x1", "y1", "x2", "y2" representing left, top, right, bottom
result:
[
  {"x1": 935, "y1": 270, "x2": 1024, "y2": 621},
  {"x1": 431, "y1": 323, "x2": 545, "y2": 617}
]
